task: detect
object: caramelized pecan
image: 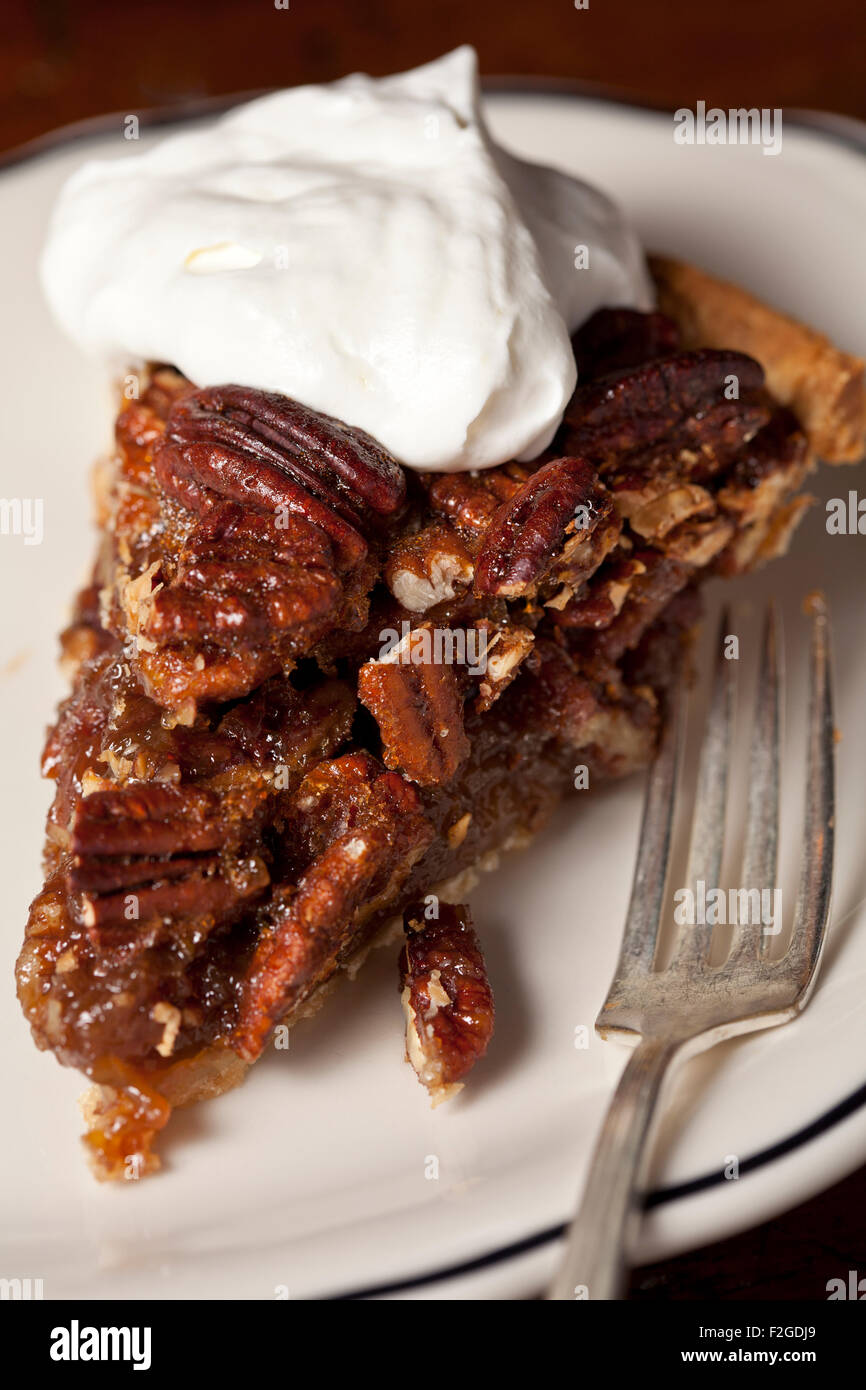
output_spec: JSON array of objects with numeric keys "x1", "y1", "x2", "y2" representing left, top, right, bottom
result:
[
  {"x1": 217, "y1": 675, "x2": 355, "y2": 777},
  {"x1": 563, "y1": 349, "x2": 769, "y2": 466},
  {"x1": 115, "y1": 367, "x2": 191, "y2": 484},
  {"x1": 473, "y1": 456, "x2": 611, "y2": 599},
  {"x1": 78, "y1": 858, "x2": 268, "y2": 943},
  {"x1": 143, "y1": 532, "x2": 341, "y2": 646},
  {"x1": 385, "y1": 522, "x2": 474, "y2": 613},
  {"x1": 154, "y1": 384, "x2": 406, "y2": 569},
  {"x1": 425, "y1": 464, "x2": 529, "y2": 541},
  {"x1": 71, "y1": 785, "x2": 228, "y2": 860},
  {"x1": 69, "y1": 782, "x2": 271, "y2": 945},
  {"x1": 399, "y1": 899, "x2": 494, "y2": 1104},
  {"x1": 357, "y1": 624, "x2": 470, "y2": 785},
  {"x1": 236, "y1": 757, "x2": 433, "y2": 1059},
  {"x1": 553, "y1": 554, "x2": 647, "y2": 631},
  {"x1": 122, "y1": 502, "x2": 369, "y2": 710},
  {"x1": 574, "y1": 550, "x2": 692, "y2": 665}
]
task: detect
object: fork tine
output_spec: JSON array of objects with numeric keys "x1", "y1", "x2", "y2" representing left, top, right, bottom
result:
[
  {"x1": 785, "y1": 599, "x2": 835, "y2": 997},
  {"x1": 670, "y1": 608, "x2": 736, "y2": 965},
  {"x1": 603, "y1": 677, "x2": 686, "y2": 989},
  {"x1": 729, "y1": 603, "x2": 782, "y2": 961}
]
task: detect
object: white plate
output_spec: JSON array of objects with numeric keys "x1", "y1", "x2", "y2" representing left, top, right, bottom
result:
[{"x1": 1, "y1": 91, "x2": 865, "y2": 1302}]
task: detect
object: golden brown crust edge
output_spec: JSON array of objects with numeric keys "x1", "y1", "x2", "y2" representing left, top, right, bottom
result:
[{"x1": 649, "y1": 254, "x2": 866, "y2": 464}]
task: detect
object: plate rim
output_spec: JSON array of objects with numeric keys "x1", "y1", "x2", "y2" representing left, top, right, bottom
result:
[
  {"x1": 2, "y1": 78, "x2": 866, "y2": 174},
  {"x1": 6, "y1": 83, "x2": 866, "y2": 1301}
]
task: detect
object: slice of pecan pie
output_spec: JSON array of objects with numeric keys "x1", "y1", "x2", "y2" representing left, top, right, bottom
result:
[{"x1": 17, "y1": 259, "x2": 865, "y2": 1178}]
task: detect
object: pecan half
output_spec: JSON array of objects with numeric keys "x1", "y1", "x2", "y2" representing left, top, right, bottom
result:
[
  {"x1": 357, "y1": 624, "x2": 470, "y2": 785},
  {"x1": 235, "y1": 757, "x2": 433, "y2": 1059},
  {"x1": 143, "y1": 545, "x2": 340, "y2": 647},
  {"x1": 69, "y1": 782, "x2": 270, "y2": 946},
  {"x1": 473, "y1": 457, "x2": 611, "y2": 599},
  {"x1": 71, "y1": 785, "x2": 228, "y2": 860},
  {"x1": 154, "y1": 385, "x2": 406, "y2": 570},
  {"x1": 563, "y1": 349, "x2": 769, "y2": 466},
  {"x1": 399, "y1": 899, "x2": 494, "y2": 1105}
]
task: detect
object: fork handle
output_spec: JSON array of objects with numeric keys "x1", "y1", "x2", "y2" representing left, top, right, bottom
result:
[{"x1": 548, "y1": 1035, "x2": 685, "y2": 1300}]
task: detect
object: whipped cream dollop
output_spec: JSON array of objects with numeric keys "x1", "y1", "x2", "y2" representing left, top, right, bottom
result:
[{"x1": 41, "y1": 47, "x2": 652, "y2": 472}]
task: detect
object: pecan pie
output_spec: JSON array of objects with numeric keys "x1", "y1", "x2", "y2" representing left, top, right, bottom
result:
[{"x1": 17, "y1": 259, "x2": 865, "y2": 1178}]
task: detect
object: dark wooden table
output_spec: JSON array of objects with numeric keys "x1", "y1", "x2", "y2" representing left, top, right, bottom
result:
[
  {"x1": 5, "y1": 0, "x2": 865, "y2": 1300},
  {"x1": 4, "y1": 0, "x2": 866, "y2": 149}
]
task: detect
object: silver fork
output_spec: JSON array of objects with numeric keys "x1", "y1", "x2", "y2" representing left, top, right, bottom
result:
[{"x1": 548, "y1": 599, "x2": 835, "y2": 1301}]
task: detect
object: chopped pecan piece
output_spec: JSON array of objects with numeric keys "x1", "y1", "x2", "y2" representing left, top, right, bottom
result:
[
  {"x1": 660, "y1": 514, "x2": 735, "y2": 567},
  {"x1": 554, "y1": 554, "x2": 648, "y2": 631},
  {"x1": 474, "y1": 621, "x2": 535, "y2": 712},
  {"x1": 385, "y1": 522, "x2": 474, "y2": 612},
  {"x1": 358, "y1": 624, "x2": 470, "y2": 785},
  {"x1": 543, "y1": 506, "x2": 623, "y2": 610},
  {"x1": 425, "y1": 464, "x2": 529, "y2": 541},
  {"x1": 717, "y1": 411, "x2": 812, "y2": 575},
  {"x1": 399, "y1": 899, "x2": 494, "y2": 1105},
  {"x1": 576, "y1": 550, "x2": 692, "y2": 666},
  {"x1": 627, "y1": 482, "x2": 716, "y2": 542},
  {"x1": 59, "y1": 582, "x2": 116, "y2": 676}
]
